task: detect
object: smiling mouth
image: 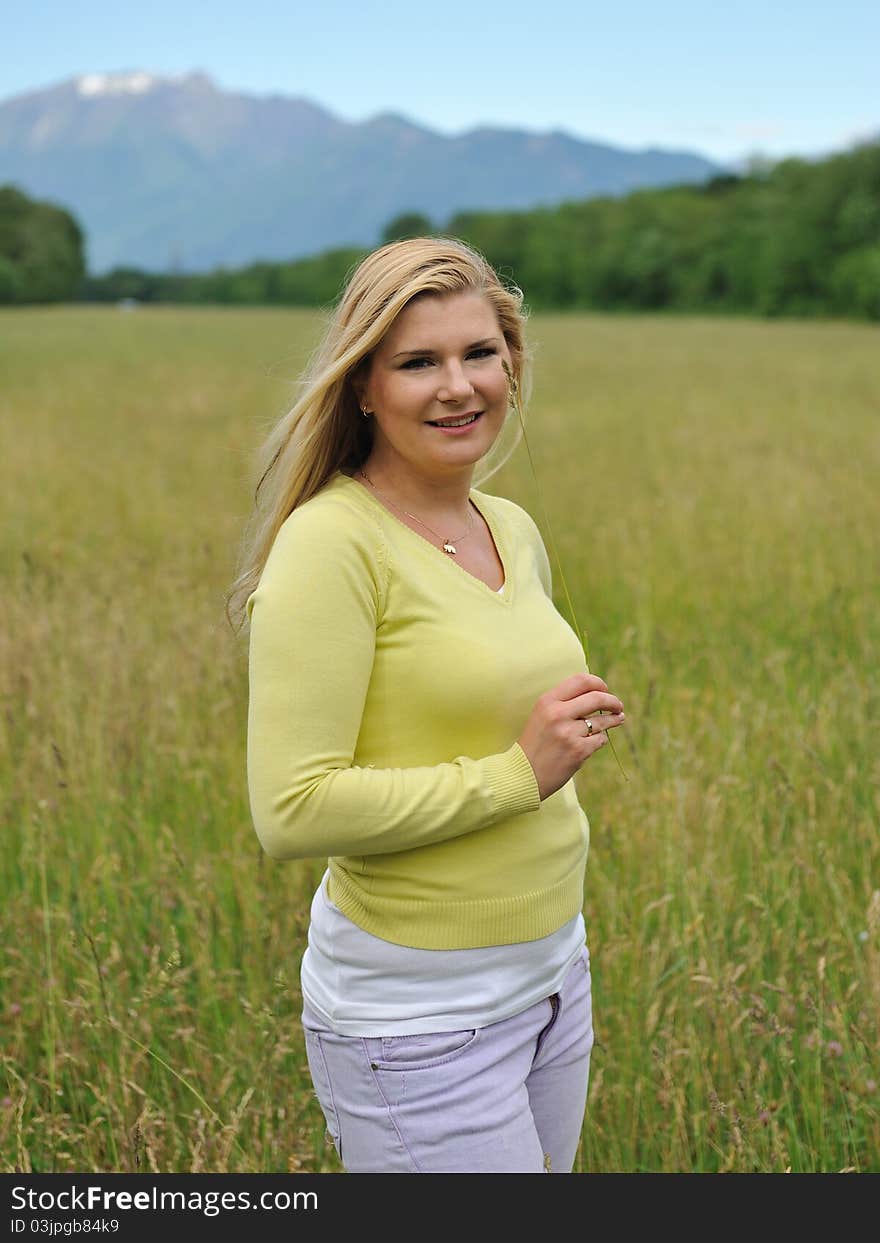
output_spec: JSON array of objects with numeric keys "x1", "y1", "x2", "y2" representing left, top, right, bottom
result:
[{"x1": 426, "y1": 412, "x2": 483, "y2": 427}]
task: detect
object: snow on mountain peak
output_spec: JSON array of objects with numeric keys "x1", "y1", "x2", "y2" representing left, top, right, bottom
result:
[{"x1": 76, "y1": 72, "x2": 161, "y2": 98}]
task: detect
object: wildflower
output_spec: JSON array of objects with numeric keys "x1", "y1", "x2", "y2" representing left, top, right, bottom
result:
[{"x1": 825, "y1": 1040, "x2": 843, "y2": 1057}]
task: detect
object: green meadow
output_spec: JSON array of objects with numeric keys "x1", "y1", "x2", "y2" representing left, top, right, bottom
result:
[{"x1": 1, "y1": 304, "x2": 877, "y2": 1173}]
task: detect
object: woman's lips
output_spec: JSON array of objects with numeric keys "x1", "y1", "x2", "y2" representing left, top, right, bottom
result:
[{"x1": 426, "y1": 412, "x2": 483, "y2": 434}]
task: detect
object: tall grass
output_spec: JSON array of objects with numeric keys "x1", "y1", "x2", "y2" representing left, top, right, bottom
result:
[{"x1": 1, "y1": 305, "x2": 877, "y2": 1172}]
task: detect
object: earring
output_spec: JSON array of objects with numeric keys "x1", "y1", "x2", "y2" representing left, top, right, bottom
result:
[{"x1": 361, "y1": 406, "x2": 371, "y2": 418}]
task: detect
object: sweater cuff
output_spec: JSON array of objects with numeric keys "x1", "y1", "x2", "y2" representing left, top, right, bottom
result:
[{"x1": 482, "y1": 741, "x2": 542, "y2": 820}]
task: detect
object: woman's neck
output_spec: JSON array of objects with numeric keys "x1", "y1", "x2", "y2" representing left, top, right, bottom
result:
[{"x1": 357, "y1": 459, "x2": 475, "y2": 524}]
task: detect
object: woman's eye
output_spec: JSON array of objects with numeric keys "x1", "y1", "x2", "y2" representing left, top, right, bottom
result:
[{"x1": 401, "y1": 348, "x2": 496, "y2": 370}]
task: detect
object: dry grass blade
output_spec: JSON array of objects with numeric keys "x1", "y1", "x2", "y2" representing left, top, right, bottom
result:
[{"x1": 502, "y1": 360, "x2": 628, "y2": 780}]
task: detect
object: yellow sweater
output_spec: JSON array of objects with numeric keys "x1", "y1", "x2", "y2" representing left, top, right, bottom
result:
[{"x1": 246, "y1": 469, "x2": 591, "y2": 950}]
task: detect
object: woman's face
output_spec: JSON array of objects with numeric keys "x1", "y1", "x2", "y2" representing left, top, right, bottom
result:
[{"x1": 355, "y1": 290, "x2": 513, "y2": 481}]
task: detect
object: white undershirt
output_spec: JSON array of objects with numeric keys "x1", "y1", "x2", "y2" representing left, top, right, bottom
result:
[{"x1": 300, "y1": 869, "x2": 587, "y2": 1036}]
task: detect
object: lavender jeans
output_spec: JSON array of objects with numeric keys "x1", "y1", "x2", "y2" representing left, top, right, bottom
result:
[{"x1": 301, "y1": 943, "x2": 594, "y2": 1173}]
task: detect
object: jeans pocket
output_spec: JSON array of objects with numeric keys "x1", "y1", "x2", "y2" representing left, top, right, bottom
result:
[
  {"x1": 303, "y1": 1029, "x2": 342, "y2": 1160},
  {"x1": 366, "y1": 1028, "x2": 479, "y2": 1072}
]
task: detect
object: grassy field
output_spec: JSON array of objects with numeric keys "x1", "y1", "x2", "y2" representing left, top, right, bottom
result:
[{"x1": 1, "y1": 304, "x2": 877, "y2": 1173}]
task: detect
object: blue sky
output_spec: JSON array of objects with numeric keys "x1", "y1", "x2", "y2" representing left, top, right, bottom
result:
[{"x1": 5, "y1": 0, "x2": 878, "y2": 164}]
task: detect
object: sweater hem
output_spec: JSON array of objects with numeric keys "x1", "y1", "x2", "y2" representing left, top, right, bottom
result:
[{"x1": 327, "y1": 860, "x2": 587, "y2": 950}]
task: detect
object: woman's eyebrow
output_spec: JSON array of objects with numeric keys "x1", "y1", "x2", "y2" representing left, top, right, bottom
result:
[{"x1": 391, "y1": 337, "x2": 501, "y2": 360}]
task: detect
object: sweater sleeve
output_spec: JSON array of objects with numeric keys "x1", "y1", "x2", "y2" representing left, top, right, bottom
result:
[{"x1": 246, "y1": 498, "x2": 541, "y2": 861}]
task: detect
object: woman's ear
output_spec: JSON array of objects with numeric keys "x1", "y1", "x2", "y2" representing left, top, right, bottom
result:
[{"x1": 350, "y1": 363, "x2": 369, "y2": 411}]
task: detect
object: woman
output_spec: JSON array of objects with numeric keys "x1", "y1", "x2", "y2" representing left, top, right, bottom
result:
[{"x1": 230, "y1": 236, "x2": 626, "y2": 1173}]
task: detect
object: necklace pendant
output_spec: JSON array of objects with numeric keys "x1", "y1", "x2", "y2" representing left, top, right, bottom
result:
[{"x1": 442, "y1": 541, "x2": 457, "y2": 555}]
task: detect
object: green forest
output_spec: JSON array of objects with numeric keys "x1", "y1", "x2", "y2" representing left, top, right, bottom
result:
[
  {"x1": 0, "y1": 185, "x2": 86, "y2": 304},
  {"x1": 3, "y1": 140, "x2": 879, "y2": 318}
]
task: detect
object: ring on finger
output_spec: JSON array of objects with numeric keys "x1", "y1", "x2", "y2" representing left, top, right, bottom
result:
[{"x1": 584, "y1": 718, "x2": 594, "y2": 736}]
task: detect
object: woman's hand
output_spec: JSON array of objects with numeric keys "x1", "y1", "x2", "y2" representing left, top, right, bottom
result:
[{"x1": 517, "y1": 673, "x2": 626, "y2": 801}]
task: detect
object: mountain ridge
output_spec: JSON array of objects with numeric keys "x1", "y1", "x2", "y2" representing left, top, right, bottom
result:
[{"x1": 0, "y1": 71, "x2": 728, "y2": 273}]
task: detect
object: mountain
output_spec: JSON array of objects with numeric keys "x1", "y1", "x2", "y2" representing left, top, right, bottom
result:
[{"x1": 0, "y1": 71, "x2": 728, "y2": 274}]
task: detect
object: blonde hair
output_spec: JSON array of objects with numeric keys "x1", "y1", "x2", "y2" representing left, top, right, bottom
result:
[{"x1": 225, "y1": 235, "x2": 532, "y2": 634}]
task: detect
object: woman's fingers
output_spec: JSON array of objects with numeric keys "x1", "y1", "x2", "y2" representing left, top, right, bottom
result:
[
  {"x1": 551, "y1": 672, "x2": 609, "y2": 702},
  {"x1": 582, "y1": 710, "x2": 626, "y2": 733},
  {"x1": 574, "y1": 690, "x2": 624, "y2": 719}
]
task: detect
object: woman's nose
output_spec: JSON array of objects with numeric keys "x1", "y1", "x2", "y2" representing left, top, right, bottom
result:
[{"x1": 437, "y1": 361, "x2": 475, "y2": 401}]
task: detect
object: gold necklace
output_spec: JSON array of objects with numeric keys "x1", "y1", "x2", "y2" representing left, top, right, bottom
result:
[{"x1": 358, "y1": 468, "x2": 475, "y2": 555}]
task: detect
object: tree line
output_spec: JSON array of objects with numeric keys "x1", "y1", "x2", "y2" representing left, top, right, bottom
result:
[
  {"x1": 2, "y1": 141, "x2": 878, "y2": 318},
  {"x1": 0, "y1": 185, "x2": 86, "y2": 304}
]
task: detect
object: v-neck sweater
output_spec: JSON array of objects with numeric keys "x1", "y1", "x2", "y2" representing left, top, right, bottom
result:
[{"x1": 246, "y1": 469, "x2": 591, "y2": 950}]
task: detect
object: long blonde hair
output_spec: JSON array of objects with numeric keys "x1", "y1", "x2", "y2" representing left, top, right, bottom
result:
[{"x1": 225, "y1": 235, "x2": 532, "y2": 634}]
